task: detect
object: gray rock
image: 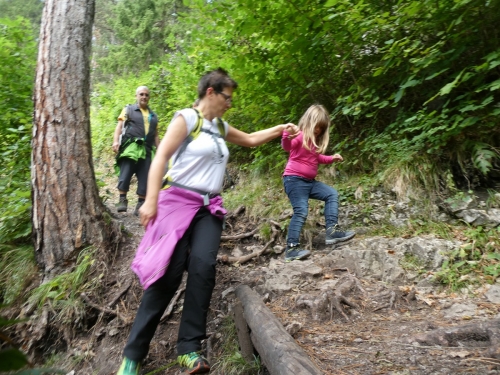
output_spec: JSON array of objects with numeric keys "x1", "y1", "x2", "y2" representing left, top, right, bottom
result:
[
  {"x1": 485, "y1": 284, "x2": 500, "y2": 304},
  {"x1": 443, "y1": 303, "x2": 477, "y2": 319},
  {"x1": 446, "y1": 195, "x2": 475, "y2": 213},
  {"x1": 316, "y1": 236, "x2": 458, "y2": 284},
  {"x1": 456, "y1": 208, "x2": 500, "y2": 228}
]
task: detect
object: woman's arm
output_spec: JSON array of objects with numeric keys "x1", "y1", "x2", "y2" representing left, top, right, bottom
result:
[
  {"x1": 226, "y1": 123, "x2": 298, "y2": 147},
  {"x1": 140, "y1": 115, "x2": 187, "y2": 227}
]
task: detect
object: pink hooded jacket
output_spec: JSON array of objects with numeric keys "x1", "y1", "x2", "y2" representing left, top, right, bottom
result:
[{"x1": 131, "y1": 186, "x2": 226, "y2": 289}]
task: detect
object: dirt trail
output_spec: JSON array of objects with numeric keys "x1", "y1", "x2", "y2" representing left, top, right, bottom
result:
[{"x1": 84, "y1": 204, "x2": 500, "y2": 375}]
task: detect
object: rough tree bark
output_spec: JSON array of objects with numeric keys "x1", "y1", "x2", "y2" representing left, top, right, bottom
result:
[
  {"x1": 235, "y1": 285, "x2": 324, "y2": 375},
  {"x1": 32, "y1": 0, "x2": 116, "y2": 275}
]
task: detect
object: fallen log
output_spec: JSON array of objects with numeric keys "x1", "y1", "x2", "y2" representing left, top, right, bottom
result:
[{"x1": 235, "y1": 285, "x2": 323, "y2": 375}]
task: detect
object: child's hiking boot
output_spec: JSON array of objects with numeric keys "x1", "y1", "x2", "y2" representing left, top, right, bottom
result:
[
  {"x1": 116, "y1": 357, "x2": 141, "y2": 375},
  {"x1": 284, "y1": 243, "x2": 311, "y2": 262},
  {"x1": 325, "y1": 224, "x2": 356, "y2": 245},
  {"x1": 177, "y1": 352, "x2": 210, "y2": 374},
  {"x1": 134, "y1": 201, "x2": 144, "y2": 217},
  {"x1": 117, "y1": 198, "x2": 128, "y2": 213}
]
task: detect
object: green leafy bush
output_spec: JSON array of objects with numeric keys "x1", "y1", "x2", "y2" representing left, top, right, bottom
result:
[{"x1": 0, "y1": 17, "x2": 37, "y2": 304}]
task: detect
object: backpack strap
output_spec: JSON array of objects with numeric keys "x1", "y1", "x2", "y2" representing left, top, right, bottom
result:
[
  {"x1": 162, "y1": 109, "x2": 227, "y2": 189},
  {"x1": 215, "y1": 117, "x2": 226, "y2": 138},
  {"x1": 173, "y1": 109, "x2": 204, "y2": 163}
]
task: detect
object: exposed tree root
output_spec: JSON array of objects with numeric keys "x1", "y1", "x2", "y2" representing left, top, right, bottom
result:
[
  {"x1": 225, "y1": 205, "x2": 245, "y2": 219},
  {"x1": 408, "y1": 318, "x2": 500, "y2": 359},
  {"x1": 81, "y1": 293, "x2": 130, "y2": 324},
  {"x1": 296, "y1": 274, "x2": 365, "y2": 321},
  {"x1": 107, "y1": 278, "x2": 132, "y2": 308},
  {"x1": 371, "y1": 286, "x2": 416, "y2": 312},
  {"x1": 218, "y1": 222, "x2": 280, "y2": 264},
  {"x1": 220, "y1": 227, "x2": 259, "y2": 241}
]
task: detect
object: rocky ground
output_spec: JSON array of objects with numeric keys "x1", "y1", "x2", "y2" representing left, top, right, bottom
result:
[
  {"x1": 12, "y1": 171, "x2": 500, "y2": 375},
  {"x1": 71, "y1": 184, "x2": 500, "y2": 375}
]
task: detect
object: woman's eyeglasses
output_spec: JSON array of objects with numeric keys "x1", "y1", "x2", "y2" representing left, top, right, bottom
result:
[{"x1": 216, "y1": 91, "x2": 232, "y2": 103}]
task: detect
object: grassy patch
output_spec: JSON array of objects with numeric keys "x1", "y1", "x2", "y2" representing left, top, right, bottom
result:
[
  {"x1": 144, "y1": 361, "x2": 177, "y2": 375},
  {"x1": 434, "y1": 226, "x2": 500, "y2": 291},
  {"x1": 223, "y1": 170, "x2": 289, "y2": 219},
  {"x1": 28, "y1": 246, "x2": 103, "y2": 325},
  {"x1": 0, "y1": 244, "x2": 38, "y2": 304},
  {"x1": 211, "y1": 315, "x2": 263, "y2": 375},
  {"x1": 380, "y1": 155, "x2": 444, "y2": 201},
  {"x1": 368, "y1": 220, "x2": 455, "y2": 240},
  {"x1": 400, "y1": 253, "x2": 426, "y2": 273}
]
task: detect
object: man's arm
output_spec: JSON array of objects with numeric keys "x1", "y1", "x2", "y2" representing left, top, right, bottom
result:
[{"x1": 112, "y1": 120, "x2": 124, "y2": 153}]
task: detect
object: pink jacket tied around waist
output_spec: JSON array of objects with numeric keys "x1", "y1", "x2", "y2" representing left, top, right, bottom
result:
[{"x1": 131, "y1": 186, "x2": 226, "y2": 290}]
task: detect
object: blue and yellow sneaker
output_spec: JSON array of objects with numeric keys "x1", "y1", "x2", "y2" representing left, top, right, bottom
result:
[
  {"x1": 116, "y1": 357, "x2": 141, "y2": 375},
  {"x1": 177, "y1": 352, "x2": 210, "y2": 374}
]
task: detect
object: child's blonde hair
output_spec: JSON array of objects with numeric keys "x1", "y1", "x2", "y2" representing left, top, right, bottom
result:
[{"x1": 298, "y1": 104, "x2": 330, "y2": 154}]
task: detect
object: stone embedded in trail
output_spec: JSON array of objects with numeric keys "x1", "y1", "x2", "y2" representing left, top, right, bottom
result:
[
  {"x1": 316, "y1": 235, "x2": 460, "y2": 284},
  {"x1": 485, "y1": 284, "x2": 500, "y2": 304}
]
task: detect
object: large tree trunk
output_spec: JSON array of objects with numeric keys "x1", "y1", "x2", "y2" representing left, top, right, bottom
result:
[{"x1": 32, "y1": 0, "x2": 114, "y2": 274}]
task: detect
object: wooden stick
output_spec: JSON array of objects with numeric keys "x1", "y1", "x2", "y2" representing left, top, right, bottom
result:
[
  {"x1": 218, "y1": 228, "x2": 278, "y2": 264},
  {"x1": 160, "y1": 286, "x2": 186, "y2": 322},
  {"x1": 107, "y1": 279, "x2": 132, "y2": 308}
]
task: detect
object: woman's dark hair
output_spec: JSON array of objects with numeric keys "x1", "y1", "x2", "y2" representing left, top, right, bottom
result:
[{"x1": 197, "y1": 68, "x2": 238, "y2": 99}]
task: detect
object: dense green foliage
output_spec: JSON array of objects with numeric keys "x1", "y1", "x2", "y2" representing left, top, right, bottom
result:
[
  {"x1": 93, "y1": 0, "x2": 191, "y2": 81},
  {"x1": 91, "y1": 0, "x2": 500, "y2": 188},
  {"x1": 0, "y1": 17, "x2": 36, "y2": 243},
  {"x1": 0, "y1": 0, "x2": 44, "y2": 37},
  {"x1": 0, "y1": 17, "x2": 38, "y2": 303}
]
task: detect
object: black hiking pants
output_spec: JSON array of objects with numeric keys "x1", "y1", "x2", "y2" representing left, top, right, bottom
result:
[
  {"x1": 123, "y1": 207, "x2": 223, "y2": 361},
  {"x1": 117, "y1": 156, "x2": 151, "y2": 197}
]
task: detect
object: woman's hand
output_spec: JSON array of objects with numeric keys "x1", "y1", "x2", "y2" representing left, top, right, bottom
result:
[
  {"x1": 332, "y1": 153, "x2": 343, "y2": 162},
  {"x1": 139, "y1": 200, "x2": 157, "y2": 228},
  {"x1": 284, "y1": 123, "x2": 299, "y2": 139}
]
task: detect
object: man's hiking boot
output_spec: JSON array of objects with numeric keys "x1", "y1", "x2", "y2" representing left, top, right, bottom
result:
[
  {"x1": 134, "y1": 201, "x2": 144, "y2": 217},
  {"x1": 325, "y1": 224, "x2": 356, "y2": 245},
  {"x1": 284, "y1": 243, "x2": 311, "y2": 262},
  {"x1": 116, "y1": 357, "x2": 141, "y2": 375},
  {"x1": 117, "y1": 198, "x2": 128, "y2": 213},
  {"x1": 177, "y1": 352, "x2": 210, "y2": 374}
]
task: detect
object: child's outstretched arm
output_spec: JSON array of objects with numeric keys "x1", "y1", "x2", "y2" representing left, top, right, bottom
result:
[
  {"x1": 332, "y1": 153, "x2": 343, "y2": 162},
  {"x1": 318, "y1": 153, "x2": 343, "y2": 165}
]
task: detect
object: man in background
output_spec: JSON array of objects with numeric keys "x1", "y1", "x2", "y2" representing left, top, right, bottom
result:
[{"x1": 112, "y1": 86, "x2": 160, "y2": 216}]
